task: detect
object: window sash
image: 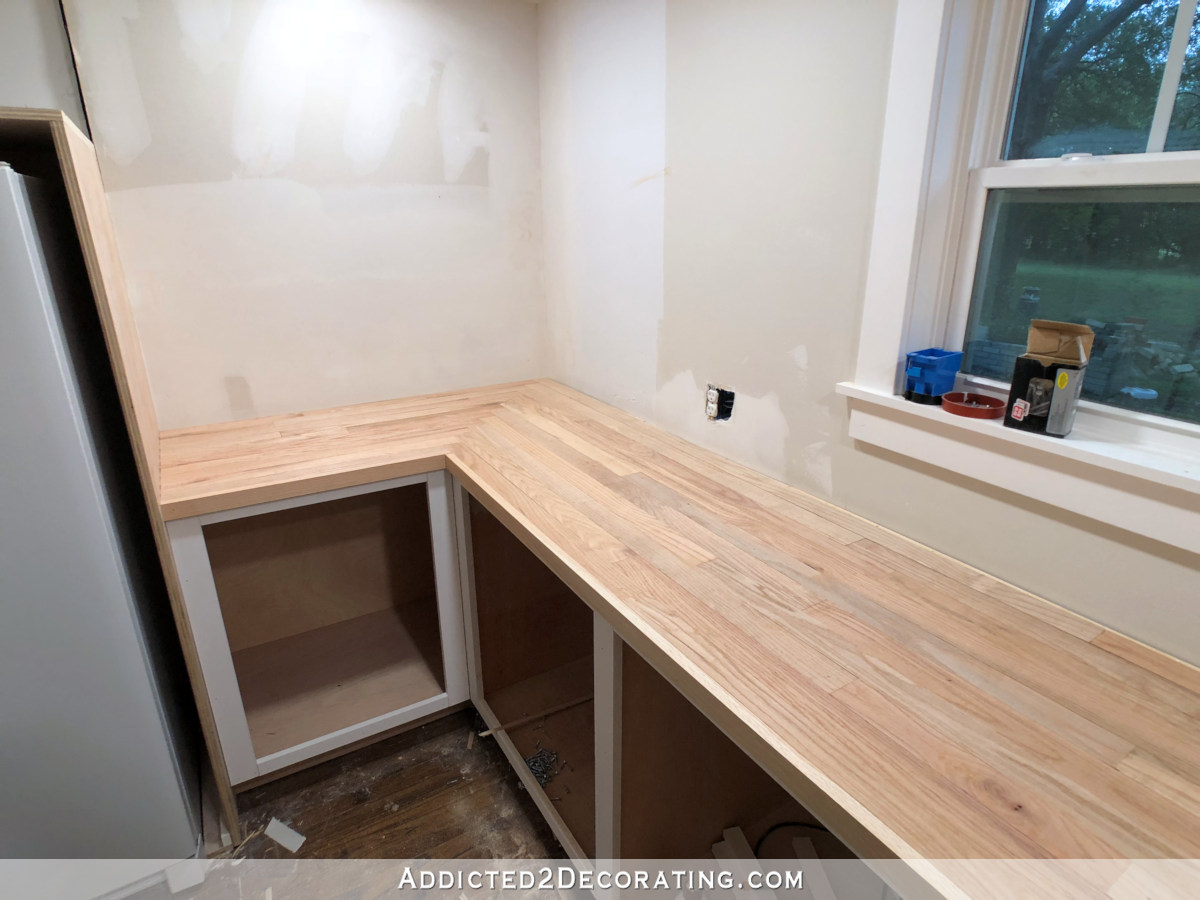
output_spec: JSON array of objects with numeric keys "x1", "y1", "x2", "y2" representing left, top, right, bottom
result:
[
  {"x1": 1001, "y1": 0, "x2": 1200, "y2": 161},
  {"x1": 978, "y1": 153, "x2": 1200, "y2": 187},
  {"x1": 1149, "y1": 0, "x2": 1200, "y2": 152},
  {"x1": 941, "y1": 1, "x2": 1200, "y2": 390},
  {"x1": 945, "y1": 154, "x2": 1200, "y2": 345}
]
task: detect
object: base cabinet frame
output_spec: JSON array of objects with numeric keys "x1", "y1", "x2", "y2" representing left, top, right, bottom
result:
[
  {"x1": 452, "y1": 477, "x2": 854, "y2": 868},
  {"x1": 171, "y1": 467, "x2": 864, "y2": 869},
  {"x1": 168, "y1": 471, "x2": 469, "y2": 787},
  {"x1": 456, "y1": 481, "x2": 599, "y2": 860}
]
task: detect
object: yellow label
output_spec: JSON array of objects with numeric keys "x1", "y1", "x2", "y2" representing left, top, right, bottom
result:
[{"x1": 1057, "y1": 371, "x2": 1070, "y2": 390}]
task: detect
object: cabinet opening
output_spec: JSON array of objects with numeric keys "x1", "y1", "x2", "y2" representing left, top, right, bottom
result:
[
  {"x1": 620, "y1": 646, "x2": 856, "y2": 861},
  {"x1": 203, "y1": 484, "x2": 444, "y2": 759},
  {"x1": 469, "y1": 498, "x2": 596, "y2": 857}
]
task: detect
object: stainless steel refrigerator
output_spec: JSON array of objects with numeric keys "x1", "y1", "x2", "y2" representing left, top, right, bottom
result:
[{"x1": 0, "y1": 161, "x2": 200, "y2": 857}]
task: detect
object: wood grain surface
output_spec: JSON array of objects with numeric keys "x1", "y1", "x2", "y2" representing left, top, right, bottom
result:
[
  {"x1": 160, "y1": 379, "x2": 1200, "y2": 893},
  {"x1": 619, "y1": 642, "x2": 802, "y2": 859},
  {"x1": 232, "y1": 603, "x2": 444, "y2": 758},
  {"x1": 205, "y1": 484, "x2": 435, "y2": 652},
  {"x1": 236, "y1": 709, "x2": 564, "y2": 860},
  {"x1": 486, "y1": 656, "x2": 597, "y2": 858},
  {"x1": 469, "y1": 497, "x2": 595, "y2": 696}
]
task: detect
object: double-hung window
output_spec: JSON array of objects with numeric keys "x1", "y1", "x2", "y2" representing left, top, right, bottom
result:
[
  {"x1": 842, "y1": 0, "x2": 1200, "y2": 554},
  {"x1": 956, "y1": 0, "x2": 1200, "y2": 426}
]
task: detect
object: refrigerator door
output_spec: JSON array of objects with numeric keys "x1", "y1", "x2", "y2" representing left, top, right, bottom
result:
[{"x1": 0, "y1": 165, "x2": 198, "y2": 857}]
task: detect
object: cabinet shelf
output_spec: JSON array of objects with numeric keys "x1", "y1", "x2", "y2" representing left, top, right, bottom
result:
[
  {"x1": 487, "y1": 656, "x2": 595, "y2": 855},
  {"x1": 232, "y1": 602, "x2": 444, "y2": 759}
]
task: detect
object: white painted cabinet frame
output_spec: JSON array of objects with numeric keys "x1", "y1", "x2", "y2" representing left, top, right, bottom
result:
[{"x1": 167, "y1": 471, "x2": 469, "y2": 786}]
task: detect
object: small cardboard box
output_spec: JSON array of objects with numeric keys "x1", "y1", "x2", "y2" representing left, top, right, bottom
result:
[{"x1": 1004, "y1": 320, "x2": 1094, "y2": 437}]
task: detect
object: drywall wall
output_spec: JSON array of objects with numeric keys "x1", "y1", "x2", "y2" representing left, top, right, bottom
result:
[
  {"x1": 542, "y1": 0, "x2": 1200, "y2": 664},
  {"x1": 539, "y1": 0, "x2": 665, "y2": 419},
  {"x1": 63, "y1": 0, "x2": 545, "y2": 429},
  {"x1": 658, "y1": 0, "x2": 890, "y2": 491},
  {"x1": 0, "y1": 0, "x2": 87, "y2": 128},
  {"x1": 58, "y1": 0, "x2": 1200, "y2": 660}
]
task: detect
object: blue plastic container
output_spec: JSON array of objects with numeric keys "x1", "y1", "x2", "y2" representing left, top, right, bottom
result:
[{"x1": 904, "y1": 348, "x2": 963, "y2": 404}]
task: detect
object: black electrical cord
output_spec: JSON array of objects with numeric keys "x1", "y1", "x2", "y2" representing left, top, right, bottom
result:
[
  {"x1": 757, "y1": 824, "x2": 896, "y2": 897},
  {"x1": 753, "y1": 820, "x2": 832, "y2": 856}
]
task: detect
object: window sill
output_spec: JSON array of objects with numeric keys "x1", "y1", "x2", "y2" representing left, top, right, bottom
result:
[{"x1": 835, "y1": 382, "x2": 1200, "y2": 555}]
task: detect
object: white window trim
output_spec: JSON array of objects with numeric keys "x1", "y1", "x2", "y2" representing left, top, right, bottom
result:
[{"x1": 841, "y1": 0, "x2": 1200, "y2": 555}]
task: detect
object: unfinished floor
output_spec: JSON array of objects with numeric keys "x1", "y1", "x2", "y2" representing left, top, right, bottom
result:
[{"x1": 234, "y1": 709, "x2": 564, "y2": 859}]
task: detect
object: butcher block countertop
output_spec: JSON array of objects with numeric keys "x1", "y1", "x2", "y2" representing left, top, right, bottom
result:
[{"x1": 160, "y1": 379, "x2": 1200, "y2": 896}]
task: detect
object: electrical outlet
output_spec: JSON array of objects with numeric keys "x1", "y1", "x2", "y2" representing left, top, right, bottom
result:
[{"x1": 706, "y1": 384, "x2": 735, "y2": 421}]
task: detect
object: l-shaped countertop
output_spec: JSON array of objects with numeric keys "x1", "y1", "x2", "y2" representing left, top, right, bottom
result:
[{"x1": 159, "y1": 378, "x2": 1200, "y2": 895}]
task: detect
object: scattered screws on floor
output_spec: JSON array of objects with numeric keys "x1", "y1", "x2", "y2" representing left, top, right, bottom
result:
[{"x1": 524, "y1": 747, "x2": 559, "y2": 786}]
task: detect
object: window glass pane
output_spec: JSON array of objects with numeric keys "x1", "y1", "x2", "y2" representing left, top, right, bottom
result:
[
  {"x1": 962, "y1": 187, "x2": 1200, "y2": 426},
  {"x1": 1006, "y1": 0, "x2": 1181, "y2": 159},
  {"x1": 1165, "y1": 6, "x2": 1200, "y2": 150}
]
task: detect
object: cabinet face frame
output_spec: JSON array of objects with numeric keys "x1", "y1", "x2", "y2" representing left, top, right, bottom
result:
[
  {"x1": 454, "y1": 479, "x2": 605, "y2": 862},
  {"x1": 167, "y1": 471, "x2": 469, "y2": 786},
  {"x1": 593, "y1": 617, "x2": 621, "y2": 861}
]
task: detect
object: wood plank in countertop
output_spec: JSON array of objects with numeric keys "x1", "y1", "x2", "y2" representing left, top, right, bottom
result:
[
  {"x1": 159, "y1": 383, "x2": 532, "y2": 518},
  {"x1": 158, "y1": 379, "x2": 1200, "y2": 898}
]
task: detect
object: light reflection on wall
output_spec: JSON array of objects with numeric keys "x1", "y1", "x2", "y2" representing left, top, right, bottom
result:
[
  {"x1": 230, "y1": 0, "x2": 488, "y2": 179},
  {"x1": 61, "y1": 0, "x2": 543, "y2": 431},
  {"x1": 172, "y1": 0, "x2": 233, "y2": 73},
  {"x1": 67, "y1": 0, "x2": 152, "y2": 165}
]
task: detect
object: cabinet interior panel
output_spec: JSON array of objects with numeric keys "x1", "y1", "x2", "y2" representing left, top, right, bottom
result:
[
  {"x1": 468, "y1": 497, "x2": 593, "y2": 695},
  {"x1": 205, "y1": 485, "x2": 436, "y2": 652},
  {"x1": 620, "y1": 645, "x2": 818, "y2": 859},
  {"x1": 203, "y1": 482, "x2": 446, "y2": 762},
  {"x1": 233, "y1": 602, "x2": 444, "y2": 759},
  {"x1": 489, "y1": 656, "x2": 596, "y2": 857},
  {"x1": 469, "y1": 498, "x2": 596, "y2": 857}
]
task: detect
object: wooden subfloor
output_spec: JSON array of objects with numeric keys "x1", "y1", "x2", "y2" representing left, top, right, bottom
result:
[{"x1": 235, "y1": 709, "x2": 565, "y2": 859}]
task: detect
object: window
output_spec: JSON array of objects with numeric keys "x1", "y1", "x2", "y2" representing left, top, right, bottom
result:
[
  {"x1": 842, "y1": 0, "x2": 1200, "y2": 554},
  {"x1": 1006, "y1": 0, "x2": 1200, "y2": 158},
  {"x1": 962, "y1": 185, "x2": 1200, "y2": 423},
  {"x1": 955, "y1": 0, "x2": 1200, "y2": 426}
]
